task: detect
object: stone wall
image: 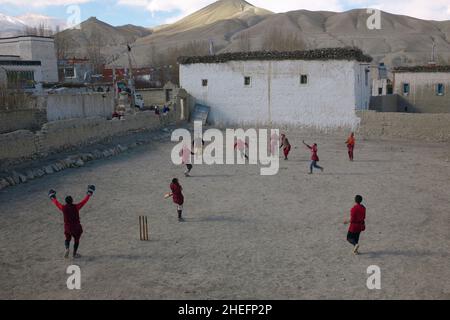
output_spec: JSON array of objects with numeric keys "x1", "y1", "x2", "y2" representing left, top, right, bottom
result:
[
  {"x1": 0, "y1": 109, "x2": 47, "y2": 133},
  {"x1": 137, "y1": 88, "x2": 166, "y2": 106},
  {"x1": 369, "y1": 95, "x2": 399, "y2": 112},
  {"x1": 357, "y1": 111, "x2": 450, "y2": 142},
  {"x1": 0, "y1": 108, "x2": 182, "y2": 163},
  {"x1": 0, "y1": 130, "x2": 37, "y2": 160}
]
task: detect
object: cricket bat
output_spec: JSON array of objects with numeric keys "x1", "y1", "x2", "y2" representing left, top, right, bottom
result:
[{"x1": 164, "y1": 193, "x2": 173, "y2": 199}]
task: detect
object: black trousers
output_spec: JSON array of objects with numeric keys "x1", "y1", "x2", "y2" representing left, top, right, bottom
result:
[{"x1": 347, "y1": 232, "x2": 361, "y2": 246}]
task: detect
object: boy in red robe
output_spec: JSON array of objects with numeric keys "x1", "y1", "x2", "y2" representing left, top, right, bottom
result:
[
  {"x1": 49, "y1": 185, "x2": 95, "y2": 259},
  {"x1": 280, "y1": 134, "x2": 291, "y2": 160},
  {"x1": 344, "y1": 195, "x2": 366, "y2": 255},
  {"x1": 167, "y1": 178, "x2": 185, "y2": 222},
  {"x1": 302, "y1": 140, "x2": 324, "y2": 174}
]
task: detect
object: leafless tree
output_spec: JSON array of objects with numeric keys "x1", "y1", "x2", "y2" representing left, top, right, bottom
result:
[
  {"x1": 86, "y1": 32, "x2": 106, "y2": 74},
  {"x1": 54, "y1": 33, "x2": 70, "y2": 60}
]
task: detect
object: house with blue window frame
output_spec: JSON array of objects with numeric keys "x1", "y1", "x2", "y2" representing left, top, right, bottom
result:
[{"x1": 393, "y1": 65, "x2": 450, "y2": 113}]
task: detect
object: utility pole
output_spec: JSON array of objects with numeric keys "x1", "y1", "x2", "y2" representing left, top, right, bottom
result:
[{"x1": 126, "y1": 43, "x2": 136, "y2": 110}]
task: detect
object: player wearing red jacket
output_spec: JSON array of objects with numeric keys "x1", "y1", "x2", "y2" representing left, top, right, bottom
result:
[
  {"x1": 344, "y1": 195, "x2": 366, "y2": 255},
  {"x1": 302, "y1": 140, "x2": 324, "y2": 174},
  {"x1": 167, "y1": 178, "x2": 185, "y2": 222},
  {"x1": 49, "y1": 185, "x2": 95, "y2": 259}
]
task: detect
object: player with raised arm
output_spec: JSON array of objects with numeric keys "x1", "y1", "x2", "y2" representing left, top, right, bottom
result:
[
  {"x1": 49, "y1": 185, "x2": 95, "y2": 259},
  {"x1": 302, "y1": 140, "x2": 324, "y2": 174}
]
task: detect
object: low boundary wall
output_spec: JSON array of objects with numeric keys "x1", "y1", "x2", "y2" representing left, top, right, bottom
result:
[{"x1": 0, "y1": 109, "x2": 181, "y2": 163}]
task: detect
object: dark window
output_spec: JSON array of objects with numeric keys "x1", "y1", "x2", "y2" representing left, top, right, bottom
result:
[
  {"x1": 378, "y1": 87, "x2": 383, "y2": 95},
  {"x1": 300, "y1": 74, "x2": 308, "y2": 85},
  {"x1": 202, "y1": 79, "x2": 208, "y2": 87},
  {"x1": 436, "y1": 83, "x2": 445, "y2": 96},
  {"x1": 165, "y1": 89, "x2": 173, "y2": 102},
  {"x1": 387, "y1": 84, "x2": 393, "y2": 95},
  {"x1": 64, "y1": 67, "x2": 75, "y2": 78},
  {"x1": 403, "y1": 83, "x2": 410, "y2": 95},
  {"x1": 6, "y1": 70, "x2": 35, "y2": 89},
  {"x1": 244, "y1": 76, "x2": 251, "y2": 86}
]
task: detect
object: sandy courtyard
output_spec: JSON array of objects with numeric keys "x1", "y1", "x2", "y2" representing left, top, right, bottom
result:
[{"x1": 1, "y1": 129, "x2": 449, "y2": 300}]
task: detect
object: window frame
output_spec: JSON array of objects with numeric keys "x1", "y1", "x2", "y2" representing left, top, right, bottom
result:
[
  {"x1": 300, "y1": 74, "x2": 308, "y2": 86},
  {"x1": 64, "y1": 67, "x2": 76, "y2": 79},
  {"x1": 244, "y1": 76, "x2": 252, "y2": 87},
  {"x1": 403, "y1": 83, "x2": 410, "y2": 96},
  {"x1": 436, "y1": 83, "x2": 445, "y2": 96}
]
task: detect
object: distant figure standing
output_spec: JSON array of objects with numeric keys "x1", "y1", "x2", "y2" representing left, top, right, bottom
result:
[
  {"x1": 166, "y1": 178, "x2": 185, "y2": 222},
  {"x1": 280, "y1": 134, "x2": 291, "y2": 160},
  {"x1": 346, "y1": 132, "x2": 356, "y2": 161},
  {"x1": 49, "y1": 185, "x2": 95, "y2": 259},
  {"x1": 270, "y1": 132, "x2": 279, "y2": 156},
  {"x1": 180, "y1": 144, "x2": 194, "y2": 177},
  {"x1": 303, "y1": 140, "x2": 324, "y2": 174},
  {"x1": 344, "y1": 195, "x2": 366, "y2": 255}
]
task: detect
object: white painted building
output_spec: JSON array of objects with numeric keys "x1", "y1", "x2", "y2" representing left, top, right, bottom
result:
[
  {"x1": 0, "y1": 55, "x2": 43, "y2": 91},
  {"x1": 179, "y1": 49, "x2": 372, "y2": 128},
  {"x1": 0, "y1": 36, "x2": 58, "y2": 83}
]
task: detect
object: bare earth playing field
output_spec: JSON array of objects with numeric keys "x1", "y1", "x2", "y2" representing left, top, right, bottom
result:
[{"x1": 1, "y1": 130, "x2": 449, "y2": 300}]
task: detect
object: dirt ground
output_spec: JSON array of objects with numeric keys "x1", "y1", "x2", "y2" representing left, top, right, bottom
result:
[{"x1": 1, "y1": 129, "x2": 449, "y2": 300}]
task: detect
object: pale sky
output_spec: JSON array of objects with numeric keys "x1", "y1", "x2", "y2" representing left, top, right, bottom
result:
[{"x1": 0, "y1": 0, "x2": 449, "y2": 27}]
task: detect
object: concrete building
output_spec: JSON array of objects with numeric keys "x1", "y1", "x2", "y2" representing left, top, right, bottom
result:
[
  {"x1": 371, "y1": 63, "x2": 393, "y2": 97},
  {"x1": 0, "y1": 36, "x2": 58, "y2": 83},
  {"x1": 393, "y1": 65, "x2": 450, "y2": 113},
  {"x1": 179, "y1": 48, "x2": 372, "y2": 128},
  {"x1": 58, "y1": 58, "x2": 94, "y2": 84},
  {"x1": 0, "y1": 55, "x2": 43, "y2": 90}
]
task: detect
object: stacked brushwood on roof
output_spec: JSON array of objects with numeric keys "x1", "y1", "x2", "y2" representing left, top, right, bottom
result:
[
  {"x1": 178, "y1": 47, "x2": 373, "y2": 64},
  {"x1": 393, "y1": 65, "x2": 450, "y2": 73}
]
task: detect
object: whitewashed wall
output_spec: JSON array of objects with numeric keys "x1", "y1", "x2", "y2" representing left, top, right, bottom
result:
[
  {"x1": 46, "y1": 93, "x2": 114, "y2": 122},
  {"x1": 180, "y1": 60, "x2": 370, "y2": 129}
]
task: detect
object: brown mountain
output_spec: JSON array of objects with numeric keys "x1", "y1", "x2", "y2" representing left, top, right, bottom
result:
[
  {"x1": 55, "y1": 17, "x2": 151, "y2": 60},
  {"x1": 55, "y1": 0, "x2": 450, "y2": 68}
]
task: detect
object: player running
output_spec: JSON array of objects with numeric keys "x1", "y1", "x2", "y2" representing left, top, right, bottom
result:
[
  {"x1": 165, "y1": 178, "x2": 185, "y2": 222},
  {"x1": 346, "y1": 132, "x2": 356, "y2": 161},
  {"x1": 234, "y1": 138, "x2": 249, "y2": 160},
  {"x1": 49, "y1": 185, "x2": 95, "y2": 259},
  {"x1": 344, "y1": 195, "x2": 366, "y2": 255},
  {"x1": 180, "y1": 144, "x2": 195, "y2": 177},
  {"x1": 302, "y1": 140, "x2": 324, "y2": 174}
]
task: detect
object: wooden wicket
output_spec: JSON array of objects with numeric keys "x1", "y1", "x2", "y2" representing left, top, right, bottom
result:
[{"x1": 139, "y1": 216, "x2": 149, "y2": 241}]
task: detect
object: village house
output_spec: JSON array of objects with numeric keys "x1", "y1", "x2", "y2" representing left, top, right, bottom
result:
[
  {"x1": 392, "y1": 65, "x2": 450, "y2": 113},
  {"x1": 371, "y1": 63, "x2": 393, "y2": 97},
  {"x1": 0, "y1": 35, "x2": 58, "y2": 84},
  {"x1": 58, "y1": 58, "x2": 94, "y2": 84},
  {"x1": 179, "y1": 48, "x2": 372, "y2": 128},
  {"x1": 0, "y1": 55, "x2": 43, "y2": 91}
]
